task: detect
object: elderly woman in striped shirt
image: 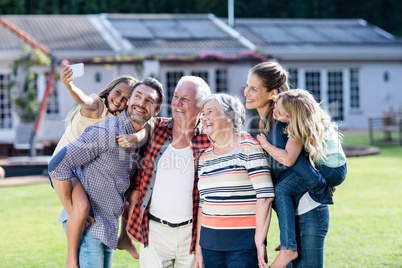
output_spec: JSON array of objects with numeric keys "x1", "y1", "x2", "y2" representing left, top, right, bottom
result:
[{"x1": 194, "y1": 93, "x2": 275, "y2": 268}]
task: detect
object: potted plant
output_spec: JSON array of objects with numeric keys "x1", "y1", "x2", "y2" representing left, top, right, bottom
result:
[{"x1": 8, "y1": 45, "x2": 51, "y2": 144}]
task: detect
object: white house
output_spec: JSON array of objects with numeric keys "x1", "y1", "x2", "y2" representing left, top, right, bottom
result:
[
  {"x1": 233, "y1": 18, "x2": 402, "y2": 129},
  {"x1": 0, "y1": 14, "x2": 401, "y2": 150}
]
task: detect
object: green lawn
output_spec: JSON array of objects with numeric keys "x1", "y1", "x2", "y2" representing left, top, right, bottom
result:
[{"x1": 0, "y1": 133, "x2": 401, "y2": 267}]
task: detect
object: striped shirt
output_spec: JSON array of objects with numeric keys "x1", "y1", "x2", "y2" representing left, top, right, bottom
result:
[
  {"x1": 197, "y1": 136, "x2": 274, "y2": 251},
  {"x1": 53, "y1": 96, "x2": 114, "y2": 156},
  {"x1": 48, "y1": 111, "x2": 139, "y2": 250}
]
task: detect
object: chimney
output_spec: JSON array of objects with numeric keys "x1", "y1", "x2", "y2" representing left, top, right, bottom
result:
[{"x1": 228, "y1": 0, "x2": 234, "y2": 27}]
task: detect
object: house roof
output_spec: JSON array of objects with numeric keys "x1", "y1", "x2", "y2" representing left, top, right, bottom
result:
[
  {"x1": 0, "y1": 14, "x2": 253, "y2": 61},
  {"x1": 234, "y1": 18, "x2": 399, "y2": 46},
  {"x1": 1, "y1": 15, "x2": 401, "y2": 62},
  {"x1": 232, "y1": 18, "x2": 402, "y2": 60},
  {"x1": 0, "y1": 22, "x2": 27, "y2": 51},
  {"x1": 102, "y1": 13, "x2": 251, "y2": 55},
  {"x1": 0, "y1": 15, "x2": 114, "y2": 58}
]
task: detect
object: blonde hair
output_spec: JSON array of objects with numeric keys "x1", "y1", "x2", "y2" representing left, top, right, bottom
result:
[
  {"x1": 66, "y1": 75, "x2": 138, "y2": 122},
  {"x1": 249, "y1": 61, "x2": 289, "y2": 135},
  {"x1": 275, "y1": 89, "x2": 342, "y2": 168}
]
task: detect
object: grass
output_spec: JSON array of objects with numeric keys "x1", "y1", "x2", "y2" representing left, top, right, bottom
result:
[
  {"x1": 0, "y1": 132, "x2": 401, "y2": 267},
  {"x1": 0, "y1": 182, "x2": 139, "y2": 267},
  {"x1": 323, "y1": 132, "x2": 402, "y2": 267}
]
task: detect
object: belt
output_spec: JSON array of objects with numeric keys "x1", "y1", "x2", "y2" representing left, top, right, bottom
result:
[{"x1": 148, "y1": 214, "x2": 192, "y2": 228}]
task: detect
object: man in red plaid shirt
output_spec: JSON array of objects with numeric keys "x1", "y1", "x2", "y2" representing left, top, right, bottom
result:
[{"x1": 127, "y1": 76, "x2": 212, "y2": 267}]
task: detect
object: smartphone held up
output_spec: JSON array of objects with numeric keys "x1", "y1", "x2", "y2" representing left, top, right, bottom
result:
[{"x1": 69, "y1": 63, "x2": 84, "y2": 78}]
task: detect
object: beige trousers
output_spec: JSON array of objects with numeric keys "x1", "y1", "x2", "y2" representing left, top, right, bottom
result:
[{"x1": 140, "y1": 220, "x2": 195, "y2": 268}]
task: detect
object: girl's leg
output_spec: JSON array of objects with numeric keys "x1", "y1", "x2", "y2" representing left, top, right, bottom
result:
[
  {"x1": 66, "y1": 177, "x2": 90, "y2": 268},
  {"x1": 270, "y1": 176, "x2": 305, "y2": 268},
  {"x1": 117, "y1": 201, "x2": 139, "y2": 259},
  {"x1": 291, "y1": 154, "x2": 333, "y2": 204},
  {"x1": 267, "y1": 122, "x2": 332, "y2": 204},
  {"x1": 318, "y1": 163, "x2": 347, "y2": 187}
]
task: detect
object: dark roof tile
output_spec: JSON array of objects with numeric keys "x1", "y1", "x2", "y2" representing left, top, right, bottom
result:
[
  {"x1": 106, "y1": 14, "x2": 247, "y2": 53},
  {"x1": 1, "y1": 15, "x2": 112, "y2": 51},
  {"x1": 233, "y1": 18, "x2": 401, "y2": 47}
]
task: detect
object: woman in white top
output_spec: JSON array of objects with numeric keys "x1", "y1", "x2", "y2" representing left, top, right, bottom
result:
[{"x1": 244, "y1": 62, "x2": 332, "y2": 268}]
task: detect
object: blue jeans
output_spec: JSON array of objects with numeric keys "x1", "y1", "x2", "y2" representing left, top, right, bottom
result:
[
  {"x1": 266, "y1": 121, "x2": 331, "y2": 253},
  {"x1": 275, "y1": 173, "x2": 307, "y2": 250},
  {"x1": 62, "y1": 221, "x2": 114, "y2": 268},
  {"x1": 274, "y1": 164, "x2": 345, "y2": 249},
  {"x1": 319, "y1": 164, "x2": 347, "y2": 187},
  {"x1": 202, "y1": 248, "x2": 258, "y2": 268},
  {"x1": 288, "y1": 205, "x2": 329, "y2": 268}
]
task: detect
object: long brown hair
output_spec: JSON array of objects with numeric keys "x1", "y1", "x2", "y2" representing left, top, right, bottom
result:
[
  {"x1": 249, "y1": 61, "x2": 289, "y2": 135},
  {"x1": 66, "y1": 75, "x2": 138, "y2": 122}
]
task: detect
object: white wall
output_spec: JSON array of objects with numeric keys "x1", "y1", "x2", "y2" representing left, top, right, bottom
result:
[
  {"x1": 228, "y1": 64, "x2": 251, "y2": 98},
  {"x1": 280, "y1": 60, "x2": 402, "y2": 130},
  {"x1": 360, "y1": 62, "x2": 402, "y2": 116},
  {"x1": 227, "y1": 64, "x2": 260, "y2": 132},
  {"x1": 5, "y1": 59, "x2": 402, "y2": 145},
  {"x1": 347, "y1": 61, "x2": 402, "y2": 129}
]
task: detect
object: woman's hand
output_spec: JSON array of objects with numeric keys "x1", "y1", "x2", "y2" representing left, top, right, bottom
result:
[
  {"x1": 255, "y1": 198, "x2": 274, "y2": 268},
  {"x1": 193, "y1": 246, "x2": 203, "y2": 268},
  {"x1": 60, "y1": 65, "x2": 74, "y2": 90},
  {"x1": 256, "y1": 243, "x2": 269, "y2": 267}
]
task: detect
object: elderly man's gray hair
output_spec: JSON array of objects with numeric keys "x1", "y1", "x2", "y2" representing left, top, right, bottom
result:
[
  {"x1": 202, "y1": 93, "x2": 245, "y2": 133},
  {"x1": 176, "y1": 76, "x2": 211, "y2": 107}
]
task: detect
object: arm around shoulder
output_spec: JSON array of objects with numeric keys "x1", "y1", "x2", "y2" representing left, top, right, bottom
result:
[
  {"x1": 117, "y1": 127, "x2": 149, "y2": 148},
  {"x1": 257, "y1": 133, "x2": 302, "y2": 167}
]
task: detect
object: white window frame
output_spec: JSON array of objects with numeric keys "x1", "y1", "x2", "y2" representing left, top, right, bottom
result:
[
  {"x1": 286, "y1": 66, "x2": 359, "y2": 128},
  {"x1": 160, "y1": 64, "x2": 228, "y2": 117},
  {"x1": 0, "y1": 70, "x2": 15, "y2": 141}
]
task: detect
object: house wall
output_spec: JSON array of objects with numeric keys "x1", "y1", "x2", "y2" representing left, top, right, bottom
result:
[
  {"x1": 360, "y1": 62, "x2": 402, "y2": 115},
  {"x1": 157, "y1": 61, "x2": 253, "y2": 117},
  {"x1": 346, "y1": 61, "x2": 402, "y2": 129},
  {"x1": 2, "y1": 59, "x2": 401, "y2": 146},
  {"x1": 280, "y1": 60, "x2": 402, "y2": 130},
  {"x1": 227, "y1": 64, "x2": 260, "y2": 131}
]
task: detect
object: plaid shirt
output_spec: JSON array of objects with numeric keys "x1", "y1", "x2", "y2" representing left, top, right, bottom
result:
[
  {"x1": 127, "y1": 117, "x2": 211, "y2": 252},
  {"x1": 48, "y1": 112, "x2": 139, "y2": 250}
]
